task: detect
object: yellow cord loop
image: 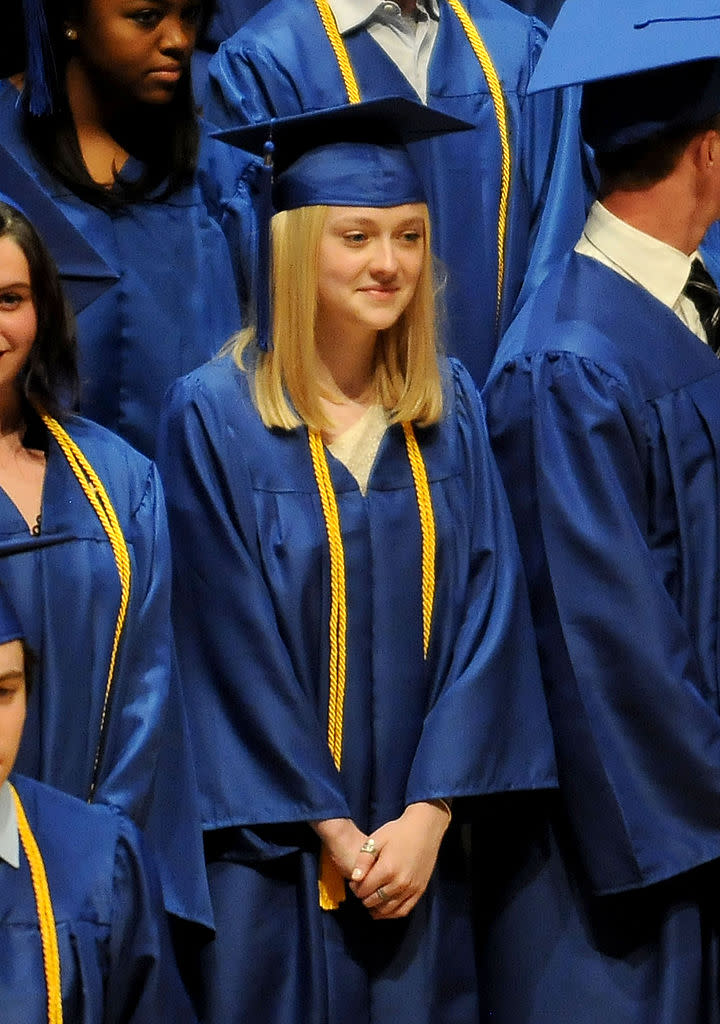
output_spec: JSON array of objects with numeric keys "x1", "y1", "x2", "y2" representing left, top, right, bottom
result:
[
  {"x1": 11, "y1": 785, "x2": 63, "y2": 1024},
  {"x1": 313, "y1": 0, "x2": 362, "y2": 103},
  {"x1": 445, "y1": 0, "x2": 512, "y2": 321},
  {"x1": 309, "y1": 429, "x2": 348, "y2": 910},
  {"x1": 309, "y1": 430, "x2": 348, "y2": 771},
  {"x1": 313, "y1": 0, "x2": 511, "y2": 324},
  {"x1": 308, "y1": 424, "x2": 436, "y2": 909},
  {"x1": 38, "y1": 411, "x2": 131, "y2": 801},
  {"x1": 402, "y1": 423, "x2": 436, "y2": 657}
]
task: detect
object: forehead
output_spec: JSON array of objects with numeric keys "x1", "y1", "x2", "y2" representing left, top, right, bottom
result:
[
  {"x1": 323, "y1": 204, "x2": 426, "y2": 226},
  {"x1": 0, "y1": 236, "x2": 31, "y2": 283},
  {"x1": 0, "y1": 640, "x2": 25, "y2": 679}
]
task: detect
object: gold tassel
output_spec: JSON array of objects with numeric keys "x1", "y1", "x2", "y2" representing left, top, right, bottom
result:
[{"x1": 318, "y1": 846, "x2": 346, "y2": 910}]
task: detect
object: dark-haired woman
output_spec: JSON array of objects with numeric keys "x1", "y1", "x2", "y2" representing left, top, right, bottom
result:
[
  {"x1": 0, "y1": 197, "x2": 211, "y2": 939},
  {"x1": 0, "y1": 0, "x2": 241, "y2": 457}
]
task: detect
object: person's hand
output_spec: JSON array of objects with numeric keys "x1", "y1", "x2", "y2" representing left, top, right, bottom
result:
[
  {"x1": 311, "y1": 817, "x2": 369, "y2": 879},
  {"x1": 349, "y1": 800, "x2": 450, "y2": 919}
]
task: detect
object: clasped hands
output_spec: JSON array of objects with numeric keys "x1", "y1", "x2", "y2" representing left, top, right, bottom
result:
[{"x1": 312, "y1": 801, "x2": 450, "y2": 920}]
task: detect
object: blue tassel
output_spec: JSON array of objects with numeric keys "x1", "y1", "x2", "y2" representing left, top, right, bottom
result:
[
  {"x1": 255, "y1": 136, "x2": 275, "y2": 352},
  {"x1": 22, "y1": 0, "x2": 56, "y2": 117}
]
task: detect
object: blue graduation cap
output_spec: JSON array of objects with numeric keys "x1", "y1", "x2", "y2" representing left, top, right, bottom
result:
[
  {"x1": 0, "y1": 578, "x2": 23, "y2": 646},
  {"x1": 0, "y1": 146, "x2": 119, "y2": 314},
  {"x1": 527, "y1": 2, "x2": 720, "y2": 153},
  {"x1": 529, "y1": 1, "x2": 720, "y2": 93},
  {"x1": 213, "y1": 96, "x2": 472, "y2": 348}
]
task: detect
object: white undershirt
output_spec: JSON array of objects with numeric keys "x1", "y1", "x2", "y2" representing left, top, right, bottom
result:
[
  {"x1": 330, "y1": 0, "x2": 440, "y2": 102},
  {"x1": 0, "y1": 780, "x2": 19, "y2": 869},
  {"x1": 575, "y1": 201, "x2": 708, "y2": 343},
  {"x1": 328, "y1": 404, "x2": 388, "y2": 495}
]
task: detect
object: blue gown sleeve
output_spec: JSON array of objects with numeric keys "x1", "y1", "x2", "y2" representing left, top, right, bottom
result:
[
  {"x1": 206, "y1": 31, "x2": 306, "y2": 127},
  {"x1": 511, "y1": 20, "x2": 594, "y2": 321},
  {"x1": 106, "y1": 817, "x2": 198, "y2": 1023},
  {"x1": 405, "y1": 364, "x2": 556, "y2": 804},
  {"x1": 484, "y1": 350, "x2": 720, "y2": 894},
  {"x1": 157, "y1": 373, "x2": 353, "y2": 832},
  {"x1": 91, "y1": 459, "x2": 211, "y2": 927},
  {"x1": 92, "y1": 463, "x2": 171, "y2": 826}
]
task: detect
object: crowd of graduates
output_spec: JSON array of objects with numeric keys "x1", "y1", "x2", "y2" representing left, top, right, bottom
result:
[{"x1": 4, "y1": 0, "x2": 720, "y2": 1022}]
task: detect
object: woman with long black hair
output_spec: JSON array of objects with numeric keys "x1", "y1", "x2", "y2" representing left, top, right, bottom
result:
[{"x1": 0, "y1": 0, "x2": 241, "y2": 458}]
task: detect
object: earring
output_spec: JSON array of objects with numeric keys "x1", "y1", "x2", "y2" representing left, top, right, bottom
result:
[{"x1": 64, "y1": 26, "x2": 78, "y2": 41}]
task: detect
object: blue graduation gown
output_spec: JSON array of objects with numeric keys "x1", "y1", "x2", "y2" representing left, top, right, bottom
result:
[
  {"x1": 2, "y1": 410, "x2": 211, "y2": 931},
  {"x1": 480, "y1": 251, "x2": 720, "y2": 1022},
  {"x1": 0, "y1": 80, "x2": 241, "y2": 459},
  {"x1": 2, "y1": 775, "x2": 197, "y2": 1023},
  {"x1": 203, "y1": 0, "x2": 589, "y2": 385},
  {"x1": 156, "y1": 354, "x2": 556, "y2": 1023}
]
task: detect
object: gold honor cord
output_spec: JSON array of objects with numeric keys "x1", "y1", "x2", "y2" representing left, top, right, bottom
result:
[
  {"x1": 38, "y1": 411, "x2": 131, "y2": 801},
  {"x1": 308, "y1": 423, "x2": 436, "y2": 910},
  {"x1": 312, "y1": 0, "x2": 511, "y2": 323},
  {"x1": 313, "y1": 0, "x2": 362, "y2": 102},
  {"x1": 11, "y1": 785, "x2": 63, "y2": 1024},
  {"x1": 402, "y1": 423, "x2": 436, "y2": 656}
]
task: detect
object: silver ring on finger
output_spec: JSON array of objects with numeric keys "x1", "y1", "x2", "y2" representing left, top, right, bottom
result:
[{"x1": 376, "y1": 886, "x2": 389, "y2": 902}]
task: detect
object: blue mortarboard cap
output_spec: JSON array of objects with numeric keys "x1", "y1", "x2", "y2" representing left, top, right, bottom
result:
[
  {"x1": 0, "y1": 579, "x2": 23, "y2": 646},
  {"x1": 213, "y1": 97, "x2": 472, "y2": 348},
  {"x1": 529, "y1": 1, "x2": 720, "y2": 93},
  {"x1": 528, "y1": 1, "x2": 720, "y2": 152},
  {"x1": 0, "y1": 146, "x2": 119, "y2": 313}
]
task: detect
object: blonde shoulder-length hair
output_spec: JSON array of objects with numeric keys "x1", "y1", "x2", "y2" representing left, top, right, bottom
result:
[{"x1": 231, "y1": 203, "x2": 444, "y2": 432}]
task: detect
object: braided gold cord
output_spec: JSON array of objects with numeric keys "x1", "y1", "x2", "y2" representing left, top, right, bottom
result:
[
  {"x1": 309, "y1": 430, "x2": 349, "y2": 910},
  {"x1": 11, "y1": 784, "x2": 63, "y2": 1024},
  {"x1": 39, "y1": 411, "x2": 131, "y2": 800},
  {"x1": 313, "y1": 0, "x2": 362, "y2": 103},
  {"x1": 445, "y1": 0, "x2": 511, "y2": 321},
  {"x1": 308, "y1": 431, "x2": 348, "y2": 770},
  {"x1": 403, "y1": 423, "x2": 436, "y2": 657}
]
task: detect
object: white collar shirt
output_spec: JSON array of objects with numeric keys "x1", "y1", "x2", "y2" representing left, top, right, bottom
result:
[
  {"x1": 330, "y1": 0, "x2": 440, "y2": 102},
  {"x1": 0, "y1": 780, "x2": 19, "y2": 869},
  {"x1": 575, "y1": 200, "x2": 708, "y2": 343}
]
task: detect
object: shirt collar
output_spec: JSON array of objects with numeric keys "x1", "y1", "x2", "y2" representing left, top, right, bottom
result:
[
  {"x1": 330, "y1": 0, "x2": 439, "y2": 35},
  {"x1": 581, "y1": 201, "x2": 697, "y2": 310},
  {"x1": 0, "y1": 781, "x2": 19, "y2": 869}
]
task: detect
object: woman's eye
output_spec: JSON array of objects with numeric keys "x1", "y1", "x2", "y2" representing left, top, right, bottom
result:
[
  {"x1": 130, "y1": 9, "x2": 162, "y2": 27},
  {"x1": 0, "y1": 292, "x2": 23, "y2": 309},
  {"x1": 400, "y1": 231, "x2": 421, "y2": 244},
  {"x1": 343, "y1": 232, "x2": 367, "y2": 245}
]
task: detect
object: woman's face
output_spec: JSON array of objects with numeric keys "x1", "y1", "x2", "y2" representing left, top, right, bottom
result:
[
  {"x1": 0, "y1": 640, "x2": 26, "y2": 790},
  {"x1": 69, "y1": 0, "x2": 203, "y2": 105},
  {"x1": 0, "y1": 237, "x2": 37, "y2": 393},
  {"x1": 316, "y1": 204, "x2": 426, "y2": 343}
]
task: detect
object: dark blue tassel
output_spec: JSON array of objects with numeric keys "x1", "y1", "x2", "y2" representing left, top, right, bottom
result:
[
  {"x1": 22, "y1": 0, "x2": 56, "y2": 116},
  {"x1": 255, "y1": 136, "x2": 275, "y2": 351}
]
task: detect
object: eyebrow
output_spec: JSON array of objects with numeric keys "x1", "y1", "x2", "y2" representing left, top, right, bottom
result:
[
  {"x1": 0, "y1": 281, "x2": 31, "y2": 291},
  {"x1": 0, "y1": 671, "x2": 24, "y2": 685}
]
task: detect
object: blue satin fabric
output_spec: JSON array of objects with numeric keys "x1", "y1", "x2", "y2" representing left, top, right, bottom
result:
[
  {"x1": 156, "y1": 354, "x2": 555, "y2": 1022},
  {"x1": 1, "y1": 775, "x2": 197, "y2": 1023},
  {"x1": 481, "y1": 251, "x2": 720, "y2": 1021},
  {"x1": 3, "y1": 412, "x2": 210, "y2": 930},
  {"x1": 0, "y1": 80, "x2": 241, "y2": 459},
  {"x1": 202, "y1": 0, "x2": 590, "y2": 385}
]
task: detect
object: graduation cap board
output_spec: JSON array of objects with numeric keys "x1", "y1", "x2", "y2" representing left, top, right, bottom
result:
[
  {"x1": 527, "y1": 1, "x2": 720, "y2": 153},
  {"x1": 0, "y1": 145, "x2": 119, "y2": 314},
  {"x1": 528, "y1": 0, "x2": 720, "y2": 93},
  {"x1": 213, "y1": 96, "x2": 473, "y2": 347}
]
